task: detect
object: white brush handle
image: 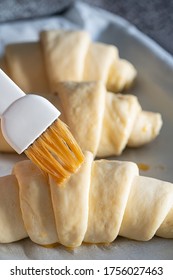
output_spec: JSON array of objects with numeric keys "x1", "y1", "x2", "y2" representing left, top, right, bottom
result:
[
  {"x1": 0, "y1": 69, "x2": 25, "y2": 117},
  {"x1": 0, "y1": 69, "x2": 61, "y2": 154}
]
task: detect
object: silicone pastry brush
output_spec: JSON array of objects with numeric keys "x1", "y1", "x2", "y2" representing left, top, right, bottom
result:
[{"x1": 0, "y1": 69, "x2": 84, "y2": 184}]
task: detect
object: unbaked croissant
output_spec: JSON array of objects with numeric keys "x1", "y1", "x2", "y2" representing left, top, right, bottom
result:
[
  {"x1": 0, "y1": 81, "x2": 162, "y2": 156},
  {"x1": 1, "y1": 30, "x2": 136, "y2": 94},
  {"x1": 0, "y1": 151, "x2": 173, "y2": 247},
  {"x1": 52, "y1": 81, "x2": 162, "y2": 157},
  {"x1": 40, "y1": 30, "x2": 137, "y2": 93}
]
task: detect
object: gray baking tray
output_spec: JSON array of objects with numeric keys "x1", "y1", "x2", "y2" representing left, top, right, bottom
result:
[{"x1": 0, "y1": 1, "x2": 173, "y2": 259}]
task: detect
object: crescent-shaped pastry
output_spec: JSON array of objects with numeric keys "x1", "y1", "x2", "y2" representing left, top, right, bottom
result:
[{"x1": 0, "y1": 151, "x2": 173, "y2": 248}]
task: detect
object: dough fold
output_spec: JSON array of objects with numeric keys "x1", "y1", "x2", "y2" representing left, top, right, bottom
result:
[
  {"x1": 0, "y1": 30, "x2": 161, "y2": 154},
  {"x1": 56, "y1": 81, "x2": 162, "y2": 157},
  {"x1": 0, "y1": 82, "x2": 162, "y2": 155},
  {"x1": 2, "y1": 29, "x2": 136, "y2": 94},
  {"x1": 0, "y1": 151, "x2": 173, "y2": 247}
]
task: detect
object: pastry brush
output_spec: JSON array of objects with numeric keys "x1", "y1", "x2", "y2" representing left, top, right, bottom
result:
[{"x1": 0, "y1": 69, "x2": 84, "y2": 184}]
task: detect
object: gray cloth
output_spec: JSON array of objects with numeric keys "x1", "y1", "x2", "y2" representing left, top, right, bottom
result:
[
  {"x1": 0, "y1": 0, "x2": 74, "y2": 21},
  {"x1": 0, "y1": 0, "x2": 172, "y2": 54},
  {"x1": 82, "y1": 0, "x2": 173, "y2": 55}
]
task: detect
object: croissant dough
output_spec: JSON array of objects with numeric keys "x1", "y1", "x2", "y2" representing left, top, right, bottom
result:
[
  {"x1": 0, "y1": 175, "x2": 27, "y2": 243},
  {"x1": 0, "y1": 128, "x2": 14, "y2": 152},
  {"x1": 5, "y1": 42, "x2": 50, "y2": 94},
  {"x1": 0, "y1": 151, "x2": 173, "y2": 247},
  {"x1": 56, "y1": 81, "x2": 162, "y2": 157},
  {"x1": 0, "y1": 56, "x2": 9, "y2": 75},
  {"x1": 0, "y1": 81, "x2": 162, "y2": 155},
  {"x1": 13, "y1": 161, "x2": 59, "y2": 245},
  {"x1": 1, "y1": 30, "x2": 136, "y2": 94},
  {"x1": 0, "y1": 29, "x2": 161, "y2": 155},
  {"x1": 41, "y1": 30, "x2": 136, "y2": 92},
  {"x1": 40, "y1": 30, "x2": 91, "y2": 89},
  {"x1": 83, "y1": 42, "x2": 118, "y2": 84},
  {"x1": 120, "y1": 176, "x2": 173, "y2": 241}
]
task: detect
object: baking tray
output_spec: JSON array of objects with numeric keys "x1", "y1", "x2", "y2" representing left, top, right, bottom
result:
[{"x1": 0, "y1": 1, "x2": 173, "y2": 260}]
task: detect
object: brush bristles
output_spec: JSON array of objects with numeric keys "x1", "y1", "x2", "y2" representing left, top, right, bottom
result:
[{"x1": 25, "y1": 119, "x2": 84, "y2": 184}]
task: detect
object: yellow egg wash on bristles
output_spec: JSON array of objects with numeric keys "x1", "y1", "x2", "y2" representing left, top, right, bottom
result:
[{"x1": 25, "y1": 119, "x2": 84, "y2": 184}]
